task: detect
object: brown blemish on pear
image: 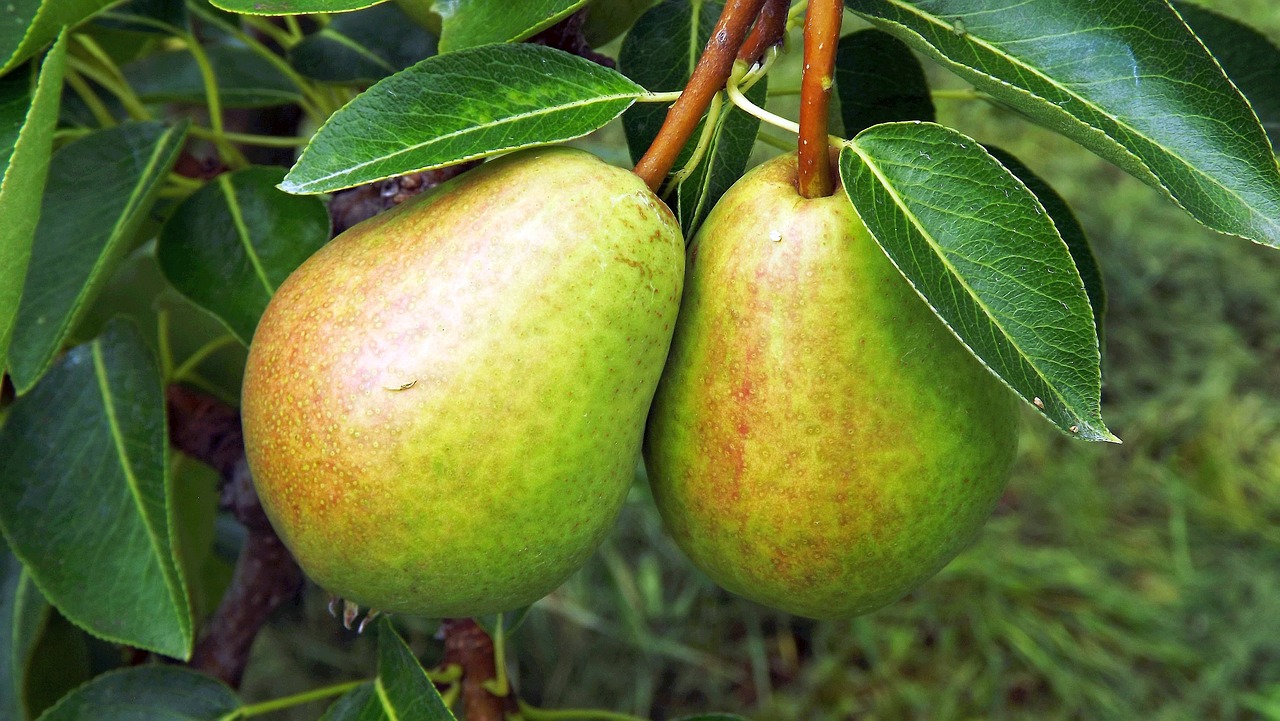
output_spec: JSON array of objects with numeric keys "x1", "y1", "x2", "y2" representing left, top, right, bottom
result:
[{"x1": 644, "y1": 154, "x2": 1018, "y2": 619}]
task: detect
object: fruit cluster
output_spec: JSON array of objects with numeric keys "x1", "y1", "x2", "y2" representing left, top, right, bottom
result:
[{"x1": 241, "y1": 145, "x2": 1017, "y2": 621}]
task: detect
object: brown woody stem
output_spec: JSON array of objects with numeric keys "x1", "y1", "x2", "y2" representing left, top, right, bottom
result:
[
  {"x1": 738, "y1": 0, "x2": 790, "y2": 65},
  {"x1": 441, "y1": 619, "x2": 517, "y2": 721},
  {"x1": 633, "y1": 0, "x2": 768, "y2": 191},
  {"x1": 796, "y1": 0, "x2": 842, "y2": 198}
]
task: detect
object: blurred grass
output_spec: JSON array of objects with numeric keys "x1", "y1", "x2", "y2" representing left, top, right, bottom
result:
[{"x1": 240, "y1": 3, "x2": 1280, "y2": 719}]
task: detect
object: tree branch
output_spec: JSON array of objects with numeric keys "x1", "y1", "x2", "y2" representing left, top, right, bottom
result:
[
  {"x1": 737, "y1": 0, "x2": 789, "y2": 65},
  {"x1": 633, "y1": 0, "x2": 768, "y2": 191},
  {"x1": 441, "y1": 619, "x2": 517, "y2": 721},
  {"x1": 796, "y1": 0, "x2": 842, "y2": 198}
]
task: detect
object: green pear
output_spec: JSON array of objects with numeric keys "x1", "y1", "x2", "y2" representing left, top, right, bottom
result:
[
  {"x1": 644, "y1": 153, "x2": 1019, "y2": 619},
  {"x1": 242, "y1": 147, "x2": 684, "y2": 618}
]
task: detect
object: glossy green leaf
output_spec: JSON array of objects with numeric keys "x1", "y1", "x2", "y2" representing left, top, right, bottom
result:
[
  {"x1": 289, "y1": 3, "x2": 438, "y2": 84},
  {"x1": 583, "y1": 0, "x2": 657, "y2": 46},
  {"x1": 846, "y1": 0, "x2": 1280, "y2": 247},
  {"x1": 209, "y1": 0, "x2": 385, "y2": 15},
  {"x1": 158, "y1": 166, "x2": 331, "y2": 346},
  {"x1": 675, "y1": 77, "x2": 765, "y2": 238},
  {"x1": 123, "y1": 45, "x2": 302, "y2": 108},
  {"x1": 985, "y1": 146, "x2": 1106, "y2": 348},
  {"x1": 0, "y1": 35, "x2": 65, "y2": 377},
  {"x1": 840, "y1": 123, "x2": 1114, "y2": 441},
  {"x1": 620, "y1": 0, "x2": 722, "y2": 165},
  {"x1": 34, "y1": 666, "x2": 238, "y2": 720},
  {"x1": 1175, "y1": 2, "x2": 1280, "y2": 150},
  {"x1": 282, "y1": 43, "x2": 644, "y2": 194},
  {"x1": 7, "y1": 120, "x2": 188, "y2": 394},
  {"x1": 835, "y1": 28, "x2": 934, "y2": 136},
  {"x1": 0, "y1": 319, "x2": 193, "y2": 658},
  {"x1": 1, "y1": 543, "x2": 48, "y2": 721},
  {"x1": 322, "y1": 621, "x2": 456, "y2": 720},
  {"x1": 0, "y1": 0, "x2": 115, "y2": 74},
  {"x1": 436, "y1": 0, "x2": 589, "y2": 52}
]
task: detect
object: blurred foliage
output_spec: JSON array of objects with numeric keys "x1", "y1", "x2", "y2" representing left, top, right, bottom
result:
[{"x1": 231, "y1": 2, "x2": 1280, "y2": 718}]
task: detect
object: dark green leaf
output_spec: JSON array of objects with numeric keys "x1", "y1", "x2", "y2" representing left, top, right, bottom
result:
[
  {"x1": 1, "y1": 543, "x2": 48, "y2": 721},
  {"x1": 321, "y1": 620, "x2": 456, "y2": 721},
  {"x1": 835, "y1": 28, "x2": 934, "y2": 136},
  {"x1": 7, "y1": 120, "x2": 188, "y2": 394},
  {"x1": 209, "y1": 0, "x2": 385, "y2": 15},
  {"x1": 0, "y1": 0, "x2": 116, "y2": 74},
  {"x1": 123, "y1": 45, "x2": 302, "y2": 108},
  {"x1": 170, "y1": 455, "x2": 221, "y2": 623},
  {"x1": 158, "y1": 165, "x2": 331, "y2": 345},
  {"x1": 673, "y1": 716, "x2": 751, "y2": 721},
  {"x1": 0, "y1": 35, "x2": 66, "y2": 376},
  {"x1": 0, "y1": 319, "x2": 193, "y2": 658},
  {"x1": 34, "y1": 666, "x2": 238, "y2": 720},
  {"x1": 94, "y1": 0, "x2": 189, "y2": 34},
  {"x1": 22, "y1": 613, "x2": 90, "y2": 721},
  {"x1": 620, "y1": 0, "x2": 722, "y2": 165},
  {"x1": 282, "y1": 43, "x2": 644, "y2": 194},
  {"x1": 675, "y1": 76, "x2": 765, "y2": 238},
  {"x1": 846, "y1": 0, "x2": 1280, "y2": 247},
  {"x1": 1175, "y1": 2, "x2": 1280, "y2": 150},
  {"x1": 289, "y1": 3, "x2": 437, "y2": 85},
  {"x1": 985, "y1": 146, "x2": 1106, "y2": 349},
  {"x1": 583, "y1": 0, "x2": 658, "y2": 46},
  {"x1": 840, "y1": 123, "x2": 1114, "y2": 441},
  {"x1": 437, "y1": 0, "x2": 589, "y2": 52}
]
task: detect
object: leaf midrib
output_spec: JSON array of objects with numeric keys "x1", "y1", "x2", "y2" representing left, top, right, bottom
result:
[{"x1": 215, "y1": 174, "x2": 274, "y2": 296}]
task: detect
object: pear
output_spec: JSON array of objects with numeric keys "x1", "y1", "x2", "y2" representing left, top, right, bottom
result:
[
  {"x1": 644, "y1": 153, "x2": 1018, "y2": 619},
  {"x1": 241, "y1": 147, "x2": 684, "y2": 618}
]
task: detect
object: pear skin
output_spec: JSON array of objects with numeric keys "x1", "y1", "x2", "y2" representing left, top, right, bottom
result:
[
  {"x1": 242, "y1": 147, "x2": 684, "y2": 618},
  {"x1": 644, "y1": 153, "x2": 1018, "y2": 619}
]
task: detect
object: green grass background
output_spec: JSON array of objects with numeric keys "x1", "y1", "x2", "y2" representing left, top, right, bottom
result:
[{"x1": 237, "y1": 3, "x2": 1280, "y2": 718}]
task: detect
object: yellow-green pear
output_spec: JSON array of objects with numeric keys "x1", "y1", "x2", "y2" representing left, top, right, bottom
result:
[
  {"x1": 644, "y1": 153, "x2": 1018, "y2": 619},
  {"x1": 242, "y1": 147, "x2": 684, "y2": 618}
]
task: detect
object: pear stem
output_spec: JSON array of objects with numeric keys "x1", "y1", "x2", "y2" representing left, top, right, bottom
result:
[
  {"x1": 738, "y1": 0, "x2": 790, "y2": 65},
  {"x1": 633, "y1": 0, "x2": 769, "y2": 192},
  {"x1": 796, "y1": 0, "x2": 843, "y2": 198}
]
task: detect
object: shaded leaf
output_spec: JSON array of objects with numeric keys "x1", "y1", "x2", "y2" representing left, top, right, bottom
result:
[
  {"x1": 846, "y1": 0, "x2": 1280, "y2": 247},
  {"x1": 123, "y1": 45, "x2": 302, "y2": 108},
  {"x1": 620, "y1": 0, "x2": 722, "y2": 165},
  {"x1": 21, "y1": 612, "x2": 90, "y2": 721},
  {"x1": 583, "y1": 0, "x2": 658, "y2": 46},
  {"x1": 840, "y1": 122, "x2": 1113, "y2": 441},
  {"x1": 1, "y1": 543, "x2": 48, "y2": 721},
  {"x1": 158, "y1": 165, "x2": 331, "y2": 345},
  {"x1": 0, "y1": 319, "x2": 193, "y2": 658},
  {"x1": 170, "y1": 454, "x2": 221, "y2": 622},
  {"x1": 94, "y1": 0, "x2": 189, "y2": 34},
  {"x1": 985, "y1": 146, "x2": 1106, "y2": 349},
  {"x1": 835, "y1": 28, "x2": 934, "y2": 136},
  {"x1": 0, "y1": 35, "x2": 66, "y2": 376},
  {"x1": 1175, "y1": 1, "x2": 1280, "y2": 150},
  {"x1": 34, "y1": 666, "x2": 238, "y2": 720},
  {"x1": 289, "y1": 3, "x2": 438, "y2": 84},
  {"x1": 322, "y1": 621, "x2": 456, "y2": 720},
  {"x1": 7, "y1": 120, "x2": 188, "y2": 394},
  {"x1": 675, "y1": 77, "x2": 765, "y2": 237},
  {"x1": 673, "y1": 716, "x2": 751, "y2": 721},
  {"x1": 209, "y1": 0, "x2": 384, "y2": 15},
  {"x1": 0, "y1": 0, "x2": 115, "y2": 74},
  {"x1": 475, "y1": 606, "x2": 532, "y2": 637},
  {"x1": 282, "y1": 43, "x2": 644, "y2": 194},
  {"x1": 436, "y1": 0, "x2": 590, "y2": 53}
]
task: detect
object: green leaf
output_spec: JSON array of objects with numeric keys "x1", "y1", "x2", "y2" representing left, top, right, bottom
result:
[
  {"x1": 984, "y1": 146, "x2": 1106, "y2": 350},
  {"x1": 282, "y1": 43, "x2": 644, "y2": 194},
  {"x1": 158, "y1": 166, "x2": 331, "y2": 346},
  {"x1": 436, "y1": 0, "x2": 590, "y2": 53},
  {"x1": 673, "y1": 716, "x2": 751, "y2": 721},
  {"x1": 835, "y1": 28, "x2": 934, "y2": 136},
  {"x1": 475, "y1": 606, "x2": 532, "y2": 637},
  {"x1": 675, "y1": 77, "x2": 765, "y2": 238},
  {"x1": 845, "y1": 0, "x2": 1280, "y2": 247},
  {"x1": 34, "y1": 666, "x2": 238, "y2": 720},
  {"x1": 123, "y1": 45, "x2": 302, "y2": 108},
  {"x1": 1, "y1": 543, "x2": 49, "y2": 721},
  {"x1": 620, "y1": 0, "x2": 722, "y2": 165},
  {"x1": 170, "y1": 454, "x2": 221, "y2": 623},
  {"x1": 94, "y1": 0, "x2": 190, "y2": 34},
  {"x1": 322, "y1": 621, "x2": 456, "y2": 720},
  {"x1": 1175, "y1": 1, "x2": 1280, "y2": 150},
  {"x1": 0, "y1": 0, "x2": 116, "y2": 74},
  {"x1": 209, "y1": 0, "x2": 385, "y2": 15},
  {"x1": 840, "y1": 123, "x2": 1114, "y2": 442},
  {"x1": 0, "y1": 319, "x2": 194, "y2": 658},
  {"x1": 7, "y1": 120, "x2": 188, "y2": 394},
  {"x1": 583, "y1": 0, "x2": 657, "y2": 46},
  {"x1": 289, "y1": 3, "x2": 438, "y2": 85},
  {"x1": 0, "y1": 35, "x2": 66, "y2": 377}
]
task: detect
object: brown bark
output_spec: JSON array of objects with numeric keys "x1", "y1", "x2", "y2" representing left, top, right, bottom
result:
[
  {"x1": 737, "y1": 0, "x2": 790, "y2": 65},
  {"x1": 441, "y1": 619, "x2": 518, "y2": 721},
  {"x1": 796, "y1": 0, "x2": 843, "y2": 198}
]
